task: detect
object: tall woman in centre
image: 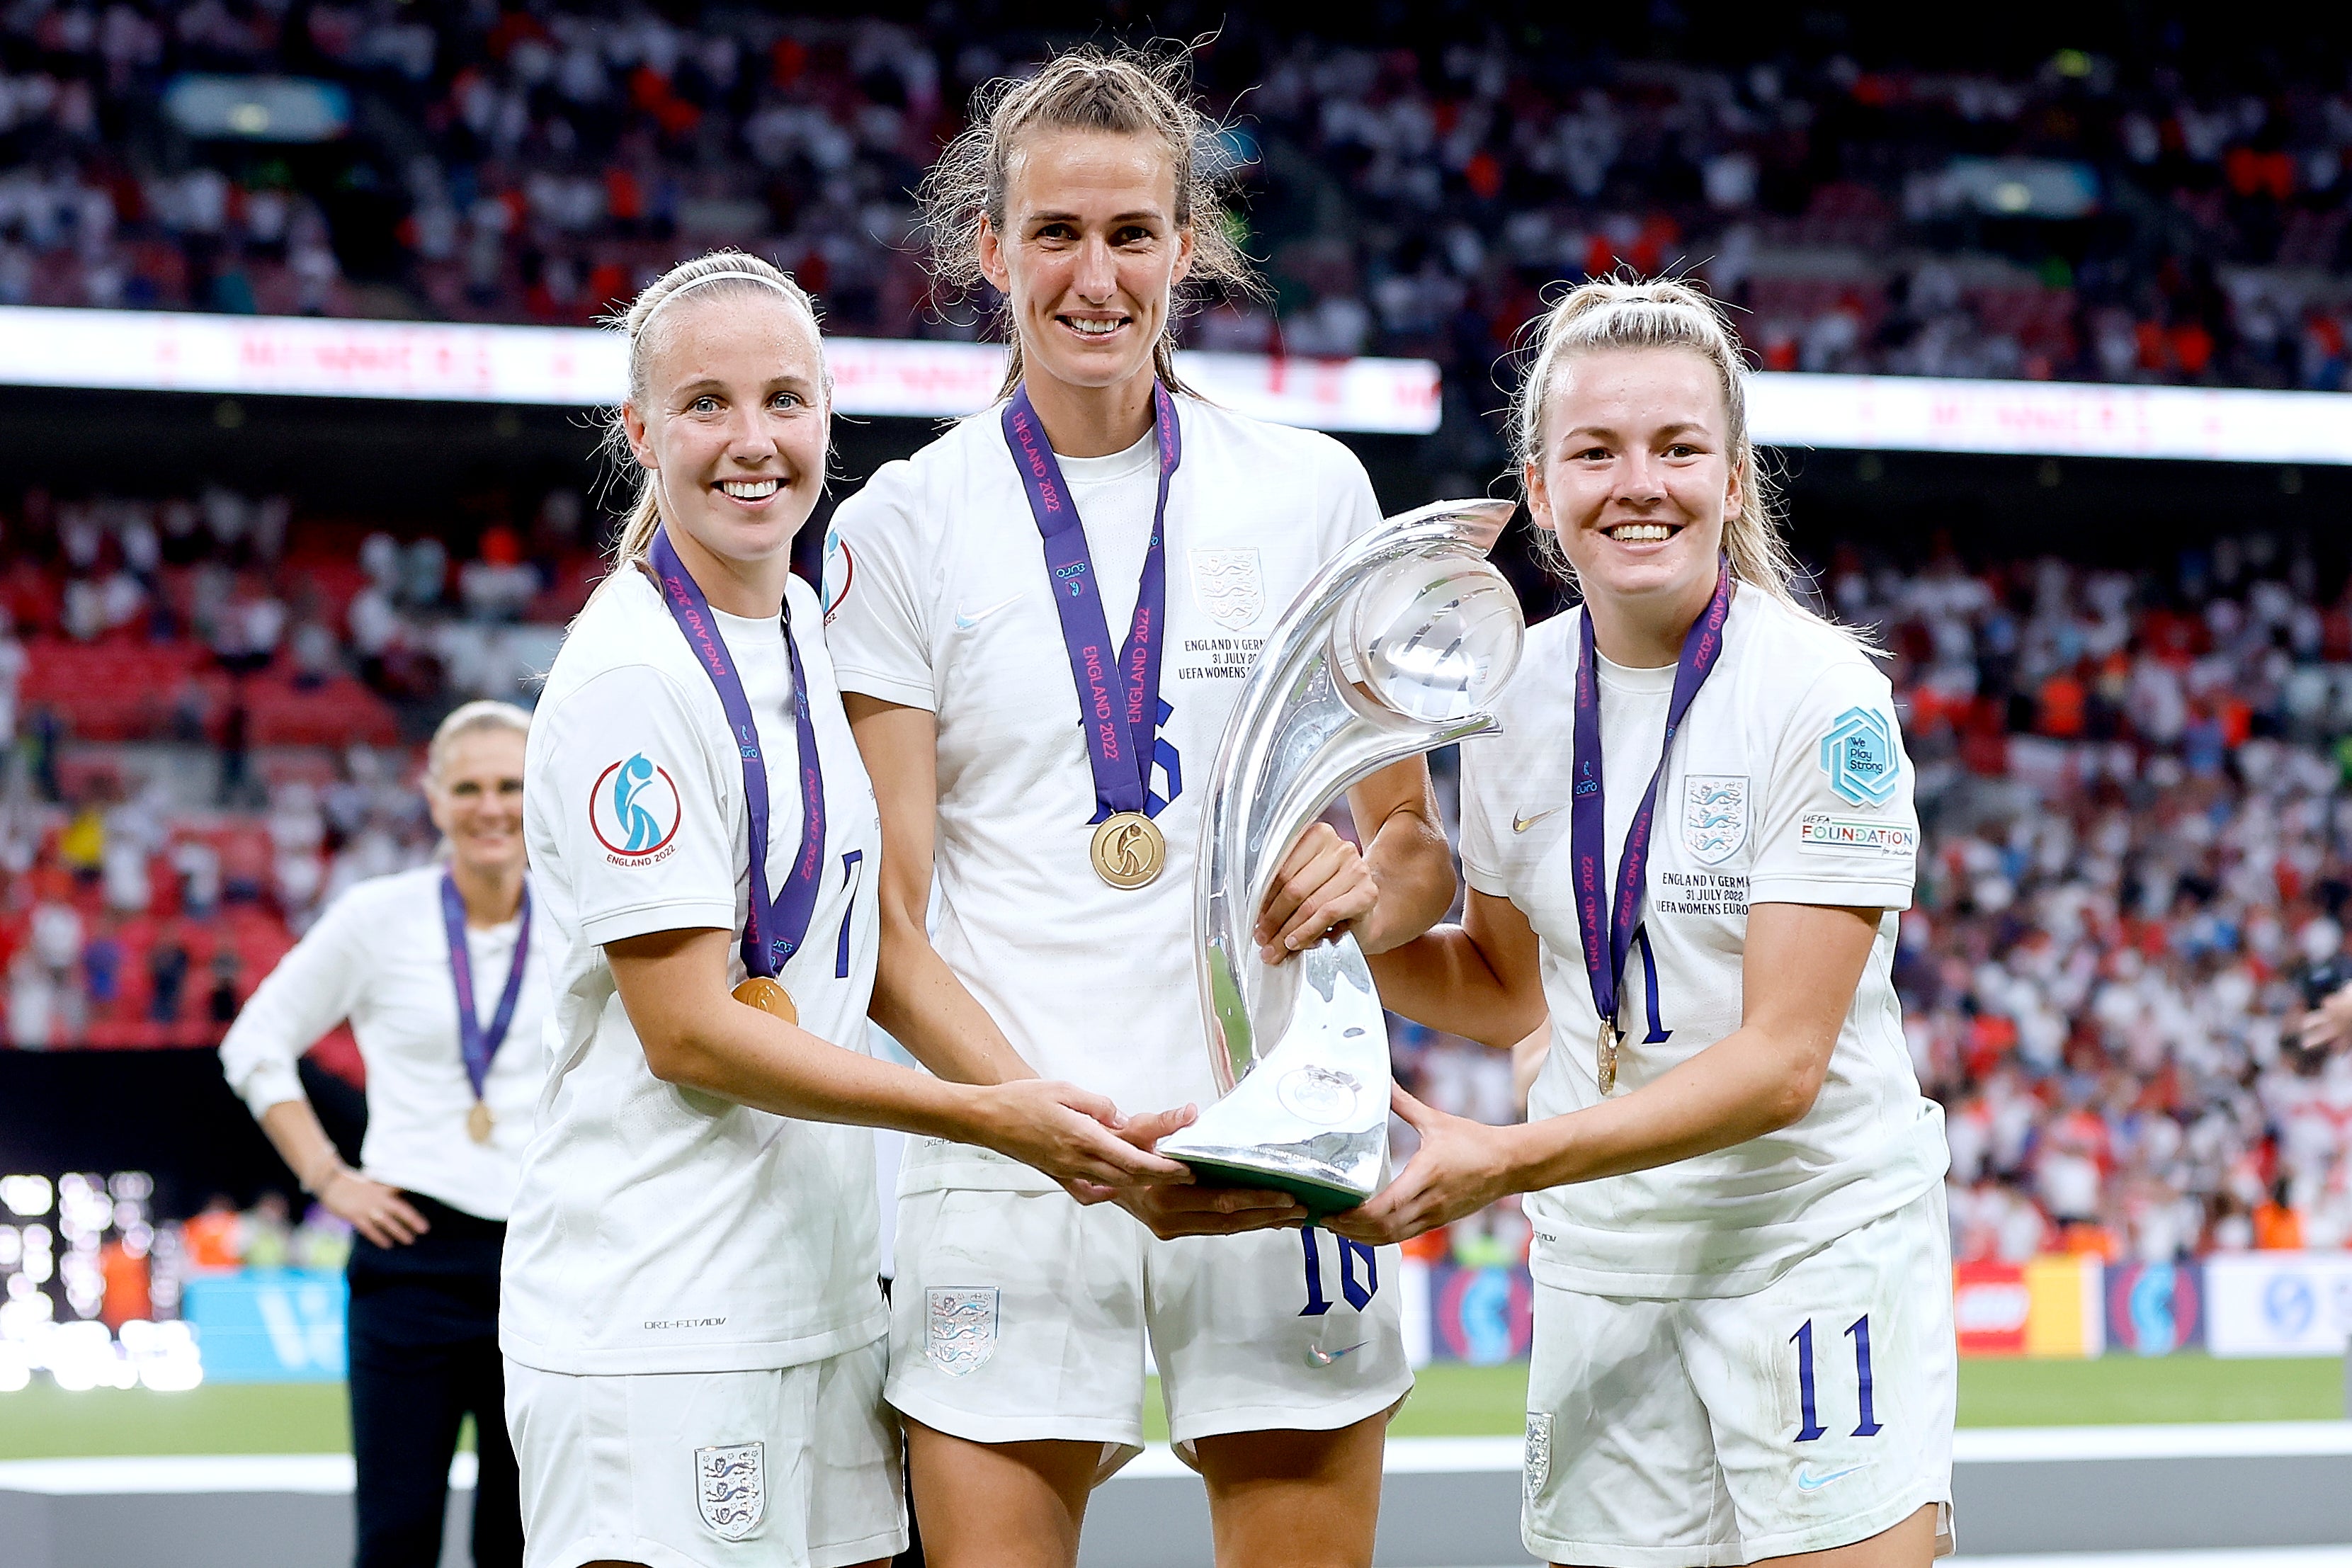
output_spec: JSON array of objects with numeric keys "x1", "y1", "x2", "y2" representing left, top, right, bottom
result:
[{"x1": 825, "y1": 47, "x2": 1454, "y2": 1568}]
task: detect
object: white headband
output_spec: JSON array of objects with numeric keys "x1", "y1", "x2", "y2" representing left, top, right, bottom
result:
[{"x1": 642, "y1": 268, "x2": 796, "y2": 324}]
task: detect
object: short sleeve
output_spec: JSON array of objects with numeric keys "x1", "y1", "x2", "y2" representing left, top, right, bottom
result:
[
  {"x1": 1318, "y1": 436, "x2": 1384, "y2": 558},
  {"x1": 217, "y1": 886, "x2": 375, "y2": 1118},
  {"x1": 824, "y1": 475, "x2": 938, "y2": 712},
  {"x1": 1747, "y1": 657, "x2": 1918, "y2": 911},
  {"x1": 535, "y1": 664, "x2": 741, "y2": 948},
  {"x1": 1455, "y1": 732, "x2": 1509, "y2": 898}
]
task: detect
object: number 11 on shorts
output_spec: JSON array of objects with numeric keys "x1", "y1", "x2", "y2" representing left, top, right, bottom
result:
[{"x1": 1791, "y1": 1314, "x2": 1883, "y2": 1441}]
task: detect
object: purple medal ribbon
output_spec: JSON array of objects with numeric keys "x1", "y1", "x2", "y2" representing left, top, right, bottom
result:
[
  {"x1": 648, "y1": 525, "x2": 826, "y2": 981},
  {"x1": 1568, "y1": 561, "x2": 1734, "y2": 1037},
  {"x1": 1000, "y1": 380, "x2": 1181, "y2": 822},
  {"x1": 438, "y1": 872, "x2": 532, "y2": 1101}
]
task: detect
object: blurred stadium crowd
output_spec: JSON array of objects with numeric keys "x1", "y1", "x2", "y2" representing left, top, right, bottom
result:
[
  {"x1": 3, "y1": 477, "x2": 2350, "y2": 1270},
  {"x1": 3, "y1": 3, "x2": 2351, "y2": 1271},
  {"x1": 4, "y1": 1, "x2": 2352, "y2": 430}
]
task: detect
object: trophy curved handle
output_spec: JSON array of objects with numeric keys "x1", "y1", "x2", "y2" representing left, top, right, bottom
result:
[{"x1": 1161, "y1": 498, "x2": 1527, "y2": 1210}]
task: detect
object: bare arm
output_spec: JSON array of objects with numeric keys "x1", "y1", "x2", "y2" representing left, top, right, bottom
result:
[
  {"x1": 1363, "y1": 889, "x2": 1548, "y2": 1047},
  {"x1": 255, "y1": 1098, "x2": 428, "y2": 1249},
  {"x1": 842, "y1": 693, "x2": 1039, "y2": 1088},
  {"x1": 607, "y1": 926, "x2": 1186, "y2": 1189},
  {"x1": 1329, "y1": 902, "x2": 1883, "y2": 1244}
]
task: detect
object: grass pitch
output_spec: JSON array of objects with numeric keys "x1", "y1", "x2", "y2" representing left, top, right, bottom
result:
[{"x1": 2, "y1": 1356, "x2": 2336, "y2": 1460}]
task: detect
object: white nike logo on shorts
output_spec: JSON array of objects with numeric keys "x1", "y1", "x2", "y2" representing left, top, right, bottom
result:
[
  {"x1": 1305, "y1": 1341, "x2": 1367, "y2": 1368},
  {"x1": 955, "y1": 594, "x2": 1022, "y2": 630},
  {"x1": 1795, "y1": 1462, "x2": 1870, "y2": 1492},
  {"x1": 1513, "y1": 807, "x2": 1562, "y2": 834}
]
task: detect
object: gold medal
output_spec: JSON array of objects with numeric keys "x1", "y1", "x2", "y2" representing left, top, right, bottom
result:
[
  {"x1": 1596, "y1": 1021, "x2": 1621, "y2": 1096},
  {"x1": 466, "y1": 1100, "x2": 496, "y2": 1144},
  {"x1": 1089, "y1": 811, "x2": 1165, "y2": 889},
  {"x1": 732, "y1": 976, "x2": 799, "y2": 1025}
]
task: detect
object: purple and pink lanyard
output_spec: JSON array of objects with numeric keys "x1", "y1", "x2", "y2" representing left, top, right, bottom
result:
[
  {"x1": 1569, "y1": 562, "x2": 1733, "y2": 1047},
  {"x1": 439, "y1": 873, "x2": 530, "y2": 1104},
  {"x1": 1000, "y1": 380, "x2": 1181, "y2": 824},
  {"x1": 649, "y1": 525, "x2": 827, "y2": 986}
]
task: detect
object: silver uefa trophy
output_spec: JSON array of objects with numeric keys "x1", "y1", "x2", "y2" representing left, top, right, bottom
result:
[{"x1": 1157, "y1": 499, "x2": 1526, "y2": 1215}]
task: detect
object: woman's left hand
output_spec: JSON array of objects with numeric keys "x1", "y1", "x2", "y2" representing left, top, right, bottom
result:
[
  {"x1": 1253, "y1": 822, "x2": 1377, "y2": 965},
  {"x1": 1324, "y1": 1084, "x2": 1520, "y2": 1246}
]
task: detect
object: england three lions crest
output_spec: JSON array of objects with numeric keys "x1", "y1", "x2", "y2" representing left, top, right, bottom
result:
[
  {"x1": 1681, "y1": 774, "x2": 1748, "y2": 865},
  {"x1": 1189, "y1": 548, "x2": 1264, "y2": 630},
  {"x1": 924, "y1": 1286, "x2": 999, "y2": 1377},
  {"x1": 693, "y1": 1441, "x2": 765, "y2": 1542}
]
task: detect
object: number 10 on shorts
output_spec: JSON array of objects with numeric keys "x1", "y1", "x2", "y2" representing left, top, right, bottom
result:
[
  {"x1": 1299, "y1": 1226, "x2": 1378, "y2": 1316},
  {"x1": 1791, "y1": 1315, "x2": 1883, "y2": 1441}
]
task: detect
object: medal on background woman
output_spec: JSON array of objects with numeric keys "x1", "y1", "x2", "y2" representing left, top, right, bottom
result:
[
  {"x1": 649, "y1": 525, "x2": 827, "y2": 1022},
  {"x1": 1001, "y1": 381, "x2": 1182, "y2": 888},
  {"x1": 441, "y1": 872, "x2": 533, "y2": 1142},
  {"x1": 1568, "y1": 562, "x2": 1732, "y2": 1094}
]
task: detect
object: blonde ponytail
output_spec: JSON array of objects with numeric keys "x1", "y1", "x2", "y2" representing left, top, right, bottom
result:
[{"x1": 1512, "y1": 277, "x2": 1865, "y2": 644}]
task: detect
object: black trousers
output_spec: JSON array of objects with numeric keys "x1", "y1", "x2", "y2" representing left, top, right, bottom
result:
[{"x1": 346, "y1": 1197, "x2": 521, "y2": 1568}]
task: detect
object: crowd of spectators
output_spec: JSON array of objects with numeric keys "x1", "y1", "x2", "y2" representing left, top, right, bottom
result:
[
  {"x1": 0, "y1": 479, "x2": 590, "y2": 1047},
  {"x1": 5, "y1": 4, "x2": 2352, "y2": 473},
  {"x1": 4, "y1": 465, "x2": 2352, "y2": 1264}
]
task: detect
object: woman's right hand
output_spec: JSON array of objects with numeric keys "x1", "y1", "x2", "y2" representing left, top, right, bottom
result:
[
  {"x1": 322, "y1": 1171, "x2": 431, "y2": 1249},
  {"x1": 970, "y1": 1080, "x2": 1196, "y2": 1193}
]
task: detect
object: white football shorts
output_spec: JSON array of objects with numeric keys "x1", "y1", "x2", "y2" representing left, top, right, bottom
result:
[
  {"x1": 506, "y1": 1336, "x2": 907, "y2": 1568},
  {"x1": 1523, "y1": 1186, "x2": 1956, "y2": 1567},
  {"x1": 886, "y1": 1186, "x2": 1411, "y2": 1473}
]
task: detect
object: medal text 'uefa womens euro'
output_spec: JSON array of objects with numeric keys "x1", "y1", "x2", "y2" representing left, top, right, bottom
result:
[
  {"x1": 1568, "y1": 564, "x2": 1732, "y2": 1096},
  {"x1": 1001, "y1": 382, "x2": 1183, "y2": 889}
]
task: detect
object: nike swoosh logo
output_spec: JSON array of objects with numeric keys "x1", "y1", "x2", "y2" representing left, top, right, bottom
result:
[
  {"x1": 1513, "y1": 807, "x2": 1562, "y2": 834},
  {"x1": 1305, "y1": 1341, "x2": 1368, "y2": 1368},
  {"x1": 955, "y1": 593, "x2": 1022, "y2": 630},
  {"x1": 1795, "y1": 1464, "x2": 1869, "y2": 1492}
]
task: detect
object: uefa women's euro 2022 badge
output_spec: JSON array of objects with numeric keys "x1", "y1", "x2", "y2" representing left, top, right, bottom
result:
[
  {"x1": 1681, "y1": 774, "x2": 1748, "y2": 864},
  {"x1": 591, "y1": 752, "x2": 683, "y2": 865},
  {"x1": 694, "y1": 1441, "x2": 765, "y2": 1542},
  {"x1": 924, "y1": 1286, "x2": 999, "y2": 1377},
  {"x1": 1818, "y1": 706, "x2": 1902, "y2": 808}
]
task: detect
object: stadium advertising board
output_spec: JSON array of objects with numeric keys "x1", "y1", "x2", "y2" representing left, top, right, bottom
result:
[
  {"x1": 1426, "y1": 1263, "x2": 1536, "y2": 1365},
  {"x1": 181, "y1": 1270, "x2": 347, "y2": 1383},
  {"x1": 0, "y1": 306, "x2": 1441, "y2": 435},
  {"x1": 8, "y1": 305, "x2": 2351, "y2": 460},
  {"x1": 2203, "y1": 1252, "x2": 2352, "y2": 1357},
  {"x1": 1953, "y1": 1261, "x2": 2030, "y2": 1356},
  {"x1": 1745, "y1": 373, "x2": 2352, "y2": 465},
  {"x1": 2103, "y1": 1261, "x2": 2205, "y2": 1356}
]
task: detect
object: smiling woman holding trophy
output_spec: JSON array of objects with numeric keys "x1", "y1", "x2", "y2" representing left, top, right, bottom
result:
[
  {"x1": 1331, "y1": 280, "x2": 1956, "y2": 1568},
  {"x1": 824, "y1": 44, "x2": 1458, "y2": 1568}
]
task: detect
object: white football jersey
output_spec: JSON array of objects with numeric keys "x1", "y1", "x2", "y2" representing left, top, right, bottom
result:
[
  {"x1": 824, "y1": 394, "x2": 1377, "y2": 1192},
  {"x1": 1459, "y1": 589, "x2": 1948, "y2": 1298},
  {"x1": 504, "y1": 567, "x2": 886, "y2": 1374}
]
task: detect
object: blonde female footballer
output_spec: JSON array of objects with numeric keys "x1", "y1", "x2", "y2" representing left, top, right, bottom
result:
[
  {"x1": 501, "y1": 250, "x2": 1188, "y2": 1568},
  {"x1": 823, "y1": 47, "x2": 1455, "y2": 1568},
  {"x1": 1334, "y1": 280, "x2": 1957, "y2": 1568}
]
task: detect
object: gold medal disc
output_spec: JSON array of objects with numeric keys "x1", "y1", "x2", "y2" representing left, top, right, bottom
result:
[
  {"x1": 1089, "y1": 812, "x2": 1165, "y2": 890},
  {"x1": 466, "y1": 1100, "x2": 496, "y2": 1144},
  {"x1": 1596, "y1": 1021, "x2": 1621, "y2": 1096},
  {"x1": 732, "y1": 976, "x2": 800, "y2": 1025}
]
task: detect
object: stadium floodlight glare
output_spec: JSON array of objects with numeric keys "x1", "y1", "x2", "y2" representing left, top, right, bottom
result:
[
  {"x1": 0, "y1": 306, "x2": 1442, "y2": 435},
  {"x1": 0, "y1": 1174, "x2": 52, "y2": 1219}
]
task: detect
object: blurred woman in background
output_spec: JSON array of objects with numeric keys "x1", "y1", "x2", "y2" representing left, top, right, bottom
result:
[{"x1": 222, "y1": 698, "x2": 546, "y2": 1568}]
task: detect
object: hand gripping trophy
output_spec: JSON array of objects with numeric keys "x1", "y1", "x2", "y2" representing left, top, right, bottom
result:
[{"x1": 1157, "y1": 499, "x2": 1527, "y2": 1213}]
